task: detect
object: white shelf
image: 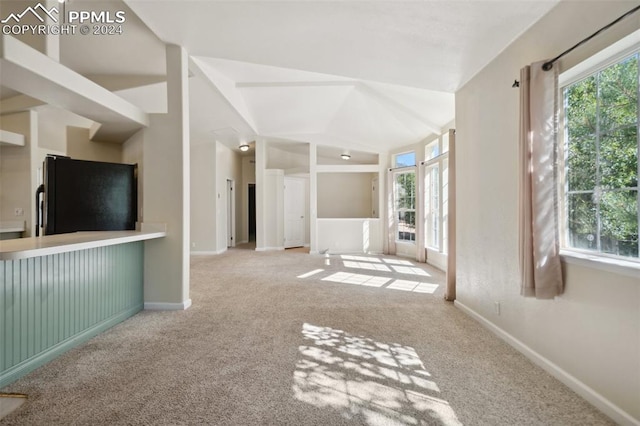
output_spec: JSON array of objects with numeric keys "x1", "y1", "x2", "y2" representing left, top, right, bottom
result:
[
  {"x1": 0, "y1": 35, "x2": 149, "y2": 143},
  {"x1": 0, "y1": 129, "x2": 25, "y2": 146}
]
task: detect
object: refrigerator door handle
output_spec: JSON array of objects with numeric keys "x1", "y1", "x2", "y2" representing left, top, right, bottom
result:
[{"x1": 35, "y1": 184, "x2": 44, "y2": 237}]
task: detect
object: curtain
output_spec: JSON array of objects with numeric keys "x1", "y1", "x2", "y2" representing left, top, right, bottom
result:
[{"x1": 518, "y1": 61, "x2": 564, "y2": 299}]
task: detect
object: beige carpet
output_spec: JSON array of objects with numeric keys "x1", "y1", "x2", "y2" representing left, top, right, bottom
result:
[{"x1": 0, "y1": 249, "x2": 613, "y2": 425}]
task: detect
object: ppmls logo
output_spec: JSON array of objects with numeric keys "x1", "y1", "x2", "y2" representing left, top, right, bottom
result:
[
  {"x1": 1, "y1": 3, "x2": 58, "y2": 24},
  {"x1": 2, "y1": 2, "x2": 126, "y2": 36}
]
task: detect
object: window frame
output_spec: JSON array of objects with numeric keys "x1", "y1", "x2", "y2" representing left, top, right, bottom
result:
[
  {"x1": 392, "y1": 168, "x2": 417, "y2": 244},
  {"x1": 558, "y1": 32, "x2": 640, "y2": 266},
  {"x1": 423, "y1": 135, "x2": 449, "y2": 253},
  {"x1": 394, "y1": 151, "x2": 417, "y2": 168}
]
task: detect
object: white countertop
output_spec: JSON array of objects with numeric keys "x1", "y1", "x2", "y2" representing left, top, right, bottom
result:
[{"x1": 0, "y1": 229, "x2": 166, "y2": 260}]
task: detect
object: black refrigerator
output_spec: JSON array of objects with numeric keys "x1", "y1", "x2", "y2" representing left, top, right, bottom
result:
[{"x1": 40, "y1": 156, "x2": 138, "y2": 236}]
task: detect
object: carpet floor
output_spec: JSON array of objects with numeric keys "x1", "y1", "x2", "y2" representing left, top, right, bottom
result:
[{"x1": 0, "y1": 249, "x2": 613, "y2": 425}]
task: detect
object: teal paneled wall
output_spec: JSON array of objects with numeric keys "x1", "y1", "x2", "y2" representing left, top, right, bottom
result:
[{"x1": 0, "y1": 242, "x2": 143, "y2": 388}]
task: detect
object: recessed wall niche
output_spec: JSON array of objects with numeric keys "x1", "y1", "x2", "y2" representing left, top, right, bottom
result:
[{"x1": 317, "y1": 172, "x2": 378, "y2": 218}]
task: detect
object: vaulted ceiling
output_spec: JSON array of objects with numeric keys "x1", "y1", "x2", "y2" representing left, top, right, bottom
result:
[
  {"x1": 2, "y1": 0, "x2": 561, "y2": 154},
  {"x1": 123, "y1": 0, "x2": 559, "y2": 153}
]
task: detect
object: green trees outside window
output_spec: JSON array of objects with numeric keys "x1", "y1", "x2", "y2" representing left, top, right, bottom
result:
[
  {"x1": 394, "y1": 171, "x2": 416, "y2": 242},
  {"x1": 564, "y1": 53, "x2": 639, "y2": 258}
]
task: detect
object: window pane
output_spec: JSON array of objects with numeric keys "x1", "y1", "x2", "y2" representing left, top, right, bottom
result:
[
  {"x1": 397, "y1": 211, "x2": 416, "y2": 242},
  {"x1": 425, "y1": 142, "x2": 439, "y2": 161},
  {"x1": 442, "y1": 133, "x2": 449, "y2": 154},
  {"x1": 395, "y1": 152, "x2": 416, "y2": 167},
  {"x1": 425, "y1": 165, "x2": 439, "y2": 248},
  {"x1": 600, "y1": 55, "x2": 638, "y2": 132},
  {"x1": 600, "y1": 126, "x2": 638, "y2": 189},
  {"x1": 600, "y1": 190, "x2": 638, "y2": 257},
  {"x1": 567, "y1": 193, "x2": 597, "y2": 251},
  {"x1": 442, "y1": 159, "x2": 449, "y2": 254},
  {"x1": 565, "y1": 76, "x2": 597, "y2": 139},
  {"x1": 563, "y1": 53, "x2": 639, "y2": 260},
  {"x1": 394, "y1": 171, "x2": 416, "y2": 242},
  {"x1": 567, "y1": 134, "x2": 596, "y2": 191}
]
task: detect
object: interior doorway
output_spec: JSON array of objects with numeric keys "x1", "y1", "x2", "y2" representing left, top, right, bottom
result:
[
  {"x1": 284, "y1": 177, "x2": 306, "y2": 248},
  {"x1": 227, "y1": 179, "x2": 234, "y2": 248},
  {"x1": 248, "y1": 183, "x2": 256, "y2": 242}
]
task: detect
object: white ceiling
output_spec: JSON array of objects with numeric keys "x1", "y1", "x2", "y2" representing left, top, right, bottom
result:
[
  {"x1": 122, "y1": 0, "x2": 559, "y2": 154},
  {"x1": 2, "y1": 0, "x2": 561, "y2": 154}
]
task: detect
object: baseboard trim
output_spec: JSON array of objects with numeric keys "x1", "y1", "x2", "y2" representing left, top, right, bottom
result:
[
  {"x1": 255, "y1": 246, "x2": 285, "y2": 252},
  {"x1": 0, "y1": 304, "x2": 142, "y2": 388},
  {"x1": 144, "y1": 299, "x2": 192, "y2": 311},
  {"x1": 190, "y1": 249, "x2": 226, "y2": 255},
  {"x1": 454, "y1": 300, "x2": 639, "y2": 426}
]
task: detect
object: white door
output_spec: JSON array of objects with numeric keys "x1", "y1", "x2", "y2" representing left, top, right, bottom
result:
[
  {"x1": 284, "y1": 177, "x2": 305, "y2": 248},
  {"x1": 371, "y1": 176, "x2": 379, "y2": 218}
]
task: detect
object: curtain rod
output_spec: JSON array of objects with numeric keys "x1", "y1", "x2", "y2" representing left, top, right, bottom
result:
[{"x1": 542, "y1": 5, "x2": 640, "y2": 71}]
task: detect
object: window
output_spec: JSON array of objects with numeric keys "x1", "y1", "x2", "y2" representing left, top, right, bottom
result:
[
  {"x1": 425, "y1": 164, "x2": 439, "y2": 247},
  {"x1": 562, "y1": 52, "x2": 639, "y2": 259},
  {"x1": 423, "y1": 135, "x2": 450, "y2": 253},
  {"x1": 394, "y1": 152, "x2": 416, "y2": 168},
  {"x1": 394, "y1": 171, "x2": 416, "y2": 242}
]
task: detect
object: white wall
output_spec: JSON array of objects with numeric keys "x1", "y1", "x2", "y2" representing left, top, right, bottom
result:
[
  {"x1": 267, "y1": 144, "x2": 309, "y2": 172},
  {"x1": 66, "y1": 126, "x2": 122, "y2": 163},
  {"x1": 260, "y1": 169, "x2": 284, "y2": 250},
  {"x1": 215, "y1": 141, "x2": 242, "y2": 251},
  {"x1": 317, "y1": 218, "x2": 383, "y2": 254},
  {"x1": 0, "y1": 111, "x2": 37, "y2": 236},
  {"x1": 142, "y1": 45, "x2": 190, "y2": 309},
  {"x1": 455, "y1": 2, "x2": 639, "y2": 424},
  {"x1": 190, "y1": 140, "x2": 217, "y2": 253},
  {"x1": 317, "y1": 172, "x2": 374, "y2": 218}
]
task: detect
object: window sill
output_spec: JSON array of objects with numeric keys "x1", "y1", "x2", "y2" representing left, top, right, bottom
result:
[{"x1": 559, "y1": 249, "x2": 640, "y2": 279}]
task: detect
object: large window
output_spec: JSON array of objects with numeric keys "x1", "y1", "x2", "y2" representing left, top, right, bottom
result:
[
  {"x1": 424, "y1": 134, "x2": 449, "y2": 253},
  {"x1": 394, "y1": 171, "x2": 416, "y2": 242},
  {"x1": 562, "y1": 52, "x2": 639, "y2": 259}
]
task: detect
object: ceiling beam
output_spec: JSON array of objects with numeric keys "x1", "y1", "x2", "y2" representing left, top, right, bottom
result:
[
  {"x1": 189, "y1": 57, "x2": 258, "y2": 134},
  {"x1": 236, "y1": 81, "x2": 356, "y2": 88}
]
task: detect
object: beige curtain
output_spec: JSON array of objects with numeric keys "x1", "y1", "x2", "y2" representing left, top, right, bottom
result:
[{"x1": 518, "y1": 61, "x2": 564, "y2": 299}]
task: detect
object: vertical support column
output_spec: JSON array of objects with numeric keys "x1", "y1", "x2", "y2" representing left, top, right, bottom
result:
[
  {"x1": 445, "y1": 129, "x2": 456, "y2": 301},
  {"x1": 387, "y1": 166, "x2": 396, "y2": 256},
  {"x1": 44, "y1": 0, "x2": 60, "y2": 61},
  {"x1": 255, "y1": 138, "x2": 266, "y2": 250},
  {"x1": 416, "y1": 142, "x2": 426, "y2": 263},
  {"x1": 142, "y1": 44, "x2": 191, "y2": 309},
  {"x1": 378, "y1": 152, "x2": 389, "y2": 255},
  {"x1": 309, "y1": 143, "x2": 318, "y2": 254}
]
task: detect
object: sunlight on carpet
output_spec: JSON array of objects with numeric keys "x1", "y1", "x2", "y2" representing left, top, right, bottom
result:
[
  {"x1": 292, "y1": 324, "x2": 461, "y2": 426},
  {"x1": 306, "y1": 272, "x2": 439, "y2": 294},
  {"x1": 0, "y1": 394, "x2": 27, "y2": 420}
]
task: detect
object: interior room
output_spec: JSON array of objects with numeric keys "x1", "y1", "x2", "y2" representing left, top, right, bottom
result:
[{"x1": 0, "y1": 0, "x2": 638, "y2": 424}]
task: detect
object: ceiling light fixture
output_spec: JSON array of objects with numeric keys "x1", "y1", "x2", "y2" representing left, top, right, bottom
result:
[
  {"x1": 341, "y1": 153, "x2": 351, "y2": 160},
  {"x1": 239, "y1": 143, "x2": 250, "y2": 152}
]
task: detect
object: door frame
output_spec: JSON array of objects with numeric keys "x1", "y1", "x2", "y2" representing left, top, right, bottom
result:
[
  {"x1": 226, "y1": 179, "x2": 235, "y2": 248},
  {"x1": 284, "y1": 176, "x2": 307, "y2": 249}
]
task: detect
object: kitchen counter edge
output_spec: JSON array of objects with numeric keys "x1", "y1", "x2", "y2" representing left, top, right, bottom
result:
[{"x1": 0, "y1": 229, "x2": 167, "y2": 260}]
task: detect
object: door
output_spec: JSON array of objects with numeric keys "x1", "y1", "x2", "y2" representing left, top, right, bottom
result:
[
  {"x1": 371, "y1": 176, "x2": 379, "y2": 218},
  {"x1": 227, "y1": 179, "x2": 234, "y2": 248},
  {"x1": 284, "y1": 177, "x2": 305, "y2": 248}
]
